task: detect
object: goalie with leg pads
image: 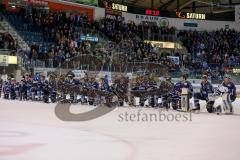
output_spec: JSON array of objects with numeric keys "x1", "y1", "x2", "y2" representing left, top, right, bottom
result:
[
  {"x1": 220, "y1": 75, "x2": 236, "y2": 114},
  {"x1": 208, "y1": 75, "x2": 236, "y2": 114}
]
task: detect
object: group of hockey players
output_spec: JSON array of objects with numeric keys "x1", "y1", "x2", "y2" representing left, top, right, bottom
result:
[
  {"x1": 168, "y1": 73, "x2": 236, "y2": 114},
  {"x1": 0, "y1": 72, "x2": 128, "y2": 107},
  {"x1": 0, "y1": 72, "x2": 237, "y2": 114}
]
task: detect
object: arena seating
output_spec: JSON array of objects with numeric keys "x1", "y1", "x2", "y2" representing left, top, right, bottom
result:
[{"x1": 2, "y1": 9, "x2": 240, "y2": 81}]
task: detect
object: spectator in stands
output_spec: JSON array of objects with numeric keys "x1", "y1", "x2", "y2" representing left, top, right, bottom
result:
[
  {"x1": 3, "y1": 8, "x2": 240, "y2": 81},
  {"x1": 0, "y1": 32, "x2": 17, "y2": 51}
]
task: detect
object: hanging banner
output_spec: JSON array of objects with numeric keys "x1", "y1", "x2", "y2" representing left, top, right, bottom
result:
[
  {"x1": 4, "y1": 0, "x2": 94, "y2": 20},
  {"x1": 80, "y1": 34, "x2": 98, "y2": 42},
  {"x1": 235, "y1": 5, "x2": 240, "y2": 25}
]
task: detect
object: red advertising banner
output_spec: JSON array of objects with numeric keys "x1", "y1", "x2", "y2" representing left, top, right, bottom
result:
[{"x1": 3, "y1": 0, "x2": 94, "y2": 20}]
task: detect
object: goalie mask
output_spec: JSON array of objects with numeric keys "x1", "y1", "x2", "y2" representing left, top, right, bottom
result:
[
  {"x1": 224, "y1": 74, "x2": 231, "y2": 80},
  {"x1": 224, "y1": 74, "x2": 231, "y2": 85}
]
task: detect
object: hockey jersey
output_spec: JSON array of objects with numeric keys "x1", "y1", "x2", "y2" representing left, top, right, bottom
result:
[
  {"x1": 10, "y1": 83, "x2": 16, "y2": 99},
  {"x1": 222, "y1": 82, "x2": 236, "y2": 98},
  {"x1": 90, "y1": 82, "x2": 99, "y2": 90},
  {"x1": 200, "y1": 81, "x2": 214, "y2": 98},
  {"x1": 100, "y1": 82, "x2": 111, "y2": 92},
  {"x1": 173, "y1": 81, "x2": 193, "y2": 95},
  {"x1": 3, "y1": 82, "x2": 10, "y2": 97},
  {"x1": 37, "y1": 80, "x2": 44, "y2": 92},
  {"x1": 25, "y1": 79, "x2": 33, "y2": 91}
]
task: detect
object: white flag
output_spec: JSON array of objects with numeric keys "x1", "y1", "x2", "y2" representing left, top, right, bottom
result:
[{"x1": 235, "y1": 5, "x2": 240, "y2": 25}]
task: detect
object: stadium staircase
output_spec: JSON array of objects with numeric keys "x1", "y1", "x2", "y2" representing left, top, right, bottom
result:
[{"x1": 0, "y1": 19, "x2": 32, "y2": 77}]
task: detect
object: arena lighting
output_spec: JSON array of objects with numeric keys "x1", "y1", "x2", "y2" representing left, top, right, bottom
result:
[
  {"x1": 233, "y1": 68, "x2": 240, "y2": 74},
  {"x1": 8, "y1": 56, "x2": 17, "y2": 64},
  {"x1": 144, "y1": 40, "x2": 180, "y2": 49}
]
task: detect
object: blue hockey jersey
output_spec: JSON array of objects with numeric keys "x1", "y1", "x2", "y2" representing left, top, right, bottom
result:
[
  {"x1": 222, "y1": 82, "x2": 236, "y2": 97},
  {"x1": 90, "y1": 82, "x2": 99, "y2": 90},
  {"x1": 200, "y1": 81, "x2": 214, "y2": 98},
  {"x1": 173, "y1": 81, "x2": 193, "y2": 94},
  {"x1": 3, "y1": 82, "x2": 10, "y2": 94}
]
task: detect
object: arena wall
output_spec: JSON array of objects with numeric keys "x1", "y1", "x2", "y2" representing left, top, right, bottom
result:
[{"x1": 122, "y1": 12, "x2": 239, "y2": 31}]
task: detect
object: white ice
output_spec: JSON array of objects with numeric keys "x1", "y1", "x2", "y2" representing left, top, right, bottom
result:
[{"x1": 0, "y1": 99, "x2": 240, "y2": 160}]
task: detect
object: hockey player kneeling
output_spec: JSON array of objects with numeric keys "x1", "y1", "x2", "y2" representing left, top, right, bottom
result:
[
  {"x1": 192, "y1": 75, "x2": 214, "y2": 112},
  {"x1": 99, "y1": 78, "x2": 113, "y2": 107},
  {"x1": 208, "y1": 75, "x2": 236, "y2": 114},
  {"x1": 43, "y1": 81, "x2": 50, "y2": 103},
  {"x1": 172, "y1": 74, "x2": 193, "y2": 111},
  {"x1": 111, "y1": 77, "x2": 129, "y2": 106}
]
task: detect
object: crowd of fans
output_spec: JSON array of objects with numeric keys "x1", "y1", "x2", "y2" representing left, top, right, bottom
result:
[
  {"x1": 178, "y1": 29, "x2": 240, "y2": 67},
  {"x1": 96, "y1": 18, "x2": 176, "y2": 42},
  {"x1": 20, "y1": 9, "x2": 93, "y2": 62},
  {"x1": 178, "y1": 29, "x2": 240, "y2": 79},
  {"x1": 4, "y1": 9, "x2": 178, "y2": 69}
]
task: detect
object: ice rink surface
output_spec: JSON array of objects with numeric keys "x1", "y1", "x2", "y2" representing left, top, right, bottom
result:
[{"x1": 1, "y1": 99, "x2": 240, "y2": 160}]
